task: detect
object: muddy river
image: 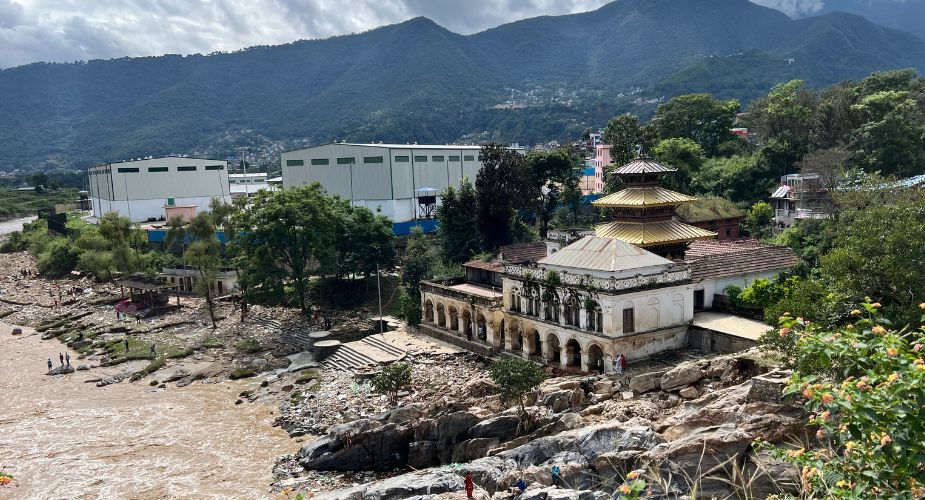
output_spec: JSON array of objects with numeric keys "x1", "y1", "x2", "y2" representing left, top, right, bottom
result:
[{"x1": 0, "y1": 323, "x2": 294, "y2": 499}]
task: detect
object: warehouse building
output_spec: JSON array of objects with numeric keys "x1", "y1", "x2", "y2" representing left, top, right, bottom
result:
[
  {"x1": 87, "y1": 157, "x2": 231, "y2": 222},
  {"x1": 281, "y1": 143, "x2": 493, "y2": 230}
]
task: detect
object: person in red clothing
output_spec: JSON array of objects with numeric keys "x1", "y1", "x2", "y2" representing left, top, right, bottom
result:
[{"x1": 464, "y1": 471, "x2": 474, "y2": 498}]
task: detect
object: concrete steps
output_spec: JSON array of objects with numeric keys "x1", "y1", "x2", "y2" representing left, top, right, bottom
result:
[
  {"x1": 324, "y1": 344, "x2": 378, "y2": 371},
  {"x1": 361, "y1": 335, "x2": 405, "y2": 358},
  {"x1": 251, "y1": 315, "x2": 282, "y2": 331}
]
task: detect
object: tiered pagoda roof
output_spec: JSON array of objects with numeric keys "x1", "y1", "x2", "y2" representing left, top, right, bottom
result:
[{"x1": 592, "y1": 155, "x2": 716, "y2": 257}]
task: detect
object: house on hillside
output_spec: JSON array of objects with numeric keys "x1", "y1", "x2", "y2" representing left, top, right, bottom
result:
[{"x1": 769, "y1": 173, "x2": 830, "y2": 230}]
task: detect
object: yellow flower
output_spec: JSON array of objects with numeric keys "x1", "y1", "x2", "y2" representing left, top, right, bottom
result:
[
  {"x1": 821, "y1": 393, "x2": 835, "y2": 404},
  {"x1": 845, "y1": 441, "x2": 855, "y2": 451},
  {"x1": 888, "y1": 372, "x2": 900, "y2": 383},
  {"x1": 803, "y1": 388, "x2": 814, "y2": 398},
  {"x1": 871, "y1": 302, "x2": 882, "y2": 308},
  {"x1": 786, "y1": 448, "x2": 805, "y2": 458},
  {"x1": 619, "y1": 484, "x2": 631, "y2": 494},
  {"x1": 872, "y1": 325, "x2": 887, "y2": 335},
  {"x1": 886, "y1": 347, "x2": 898, "y2": 357},
  {"x1": 820, "y1": 411, "x2": 830, "y2": 421},
  {"x1": 627, "y1": 470, "x2": 641, "y2": 480},
  {"x1": 919, "y1": 303, "x2": 925, "y2": 310},
  {"x1": 850, "y1": 309, "x2": 862, "y2": 315}
]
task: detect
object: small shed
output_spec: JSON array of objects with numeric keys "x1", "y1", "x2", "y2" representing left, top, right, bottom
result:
[{"x1": 116, "y1": 274, "x2": 181, "y2": 318}]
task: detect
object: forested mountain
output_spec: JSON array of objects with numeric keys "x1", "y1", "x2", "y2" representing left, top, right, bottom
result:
[
  {"x1": 1, "y1": 0, "x2": 924, "y2": 169},
  {"x1": 799, "y1": 0, "x2": 925, "y2": 42}
]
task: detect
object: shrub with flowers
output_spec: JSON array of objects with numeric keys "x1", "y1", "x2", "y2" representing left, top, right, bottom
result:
[
  {"x1": 615, "y1": 470, "x2": 647, "y2": 499},
  {"x1": 0, "y1": 468, "x2": 12, "y2": 486},
  {"x1": 759, "y1": 300, "x2": 925, "y2": 497}
]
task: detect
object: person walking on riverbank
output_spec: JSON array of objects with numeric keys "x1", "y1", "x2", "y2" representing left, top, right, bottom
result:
[
  {"x1": 464, "y1": 471, "x2": 474, "y2": 498},
  {"x1": 59, "y1": 353, "x2": 64, "y2": 366},
  {"x1": 150, "y1": 343, "x2": 156, "y2": 358},
  {"x1": 65, "y1": 353, "x2": 70, "y2": 366},
  {"x1": 124, "y1": 338, "x2": 130, "y2": 355},
  {"x1": 46, "y1": 358, "x2": 52, "y2": 372}
]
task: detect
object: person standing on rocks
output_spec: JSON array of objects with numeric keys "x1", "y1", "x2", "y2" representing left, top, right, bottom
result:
[
  {"x1": 65, "y1": 353, "x2": 70, "y2": 366},
  {"x1": 124, "y1": 337, "x2": 130, "y2": 355},
  {"x1": 464, "y1": 471, "x2": 474, "y2": 498},
  {"x1": 615, "y1": 354, "x2": 625, "y2": 375},
  {"x1": 551, "y1": 464, "x2": 561, "y2": 486},
  {"x1": 47, "y1": 358, "x2": 52, "y2": 372},
  {"x1": 59, "y1": 353, "x2": 64, "y2": 366}
]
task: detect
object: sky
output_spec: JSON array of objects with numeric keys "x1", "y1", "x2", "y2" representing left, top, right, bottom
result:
[{"x1": 0, "y1": 0, "x2": 909, "y2": 69}]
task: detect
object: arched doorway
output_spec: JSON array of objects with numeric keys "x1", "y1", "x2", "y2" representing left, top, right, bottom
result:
[
  {"x1": 498, "y1": 319, "x2": 506, "y2": 348},
  {"x1": 565, "y1": 338, "x2": 582, "y2": 368},
  {"x1": 449, "y1": 306, "x2": 459, "y2": 331},
  {"x1": 461, "y1": 309, "x2": 472, "y2": 337},
  {"x1": 436, "y1": 303, "x2": 446, "y2": 328},
  {"x1": 587, "y1": 344, "x2": 605, "y2": 373},
  {"x1": 424, "y1": 300, "x2": 434, "y2": 323},
  {"x1": 529, "y1": 329, "x2": 542, "y2": 357},
  {"x1": 476, "y1": 313, "x2": 487, "y2": 342},
  {"x1": 546, "y1": 333, "x2": 561, "y2": 363}
]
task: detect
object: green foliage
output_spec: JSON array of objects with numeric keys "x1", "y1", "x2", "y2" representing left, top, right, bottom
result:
[
  {"x1": 295, "y1": 369, "x2": 320, "y2": 385},
  {"x1": 759, "y1": 302, "x2": 925, "y2": 498},
  {"x1": 436, "y1": 179, "x2": 480, "y2": 264},
  {"x1": 398, "y1": 227, "x2": 441, "y2": 325},
  {"x1": 651, "y1": 137, "x2": 705, "y2": 192},
  {"x1": 475, "y1": 143, "x2": 534, "y2": 251},
  {"x1": 0, "y1": 230, "x2": 28, "y2": 252},
  {"x1": 398, "y1": 289, "x2": 422, "y2": 326},
  {"x1": 724, "y1": 285, "x2": 743, "y2": 307},
  {"x1": 35, "y1": 237, "x2": 80, "y2": 277},
  {"x1": 694, "y1": 154, "x2": 772, "y2": 202},
  {"x1": 333, "y1": 202, "x2": 395, "y2": 278},
  {"x1": 229, "y1": 367, "x2": 258, "y2": 380},
  {"x1": 772, "y1": 219, "x2": 834, "y2": 275},
  {"x1": 602, "y1": 114, "x2": 651, "y2": 166},
  {"x1": 231, "y1": 185, "x2": 339, "y2": 313},
  {"x1": 652, "y1": 93, "x2": 739, "y2": 156},
  {"x1": 371, "y1": 362, "x2": 412, "y2": 405},
  {"x1": 528, "y1": 148, "x2": 582, "y2": 237},
  {"x1": 236, "y1": 338, "x2": 262, "y2": 354},
  {"x1": 488, "y1": 357, "x2": 545, "y2": 412},
  {"x1": 184, "y1": 213, "x2": 221, "y2": 328},
  {"x1": 740, "y1": 202, "x2": 775, "y2": 240},
  {"x1": 820, "y1": 196, "x2": 925, "y2": 327},
  {"x1": 849, "y1": 90, "x2": 925, "y2": 177}
]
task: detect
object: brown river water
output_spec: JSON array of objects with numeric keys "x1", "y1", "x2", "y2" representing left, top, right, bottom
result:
[{"x1": 0, "y1": 323, "x2": 295, "y2": 499}]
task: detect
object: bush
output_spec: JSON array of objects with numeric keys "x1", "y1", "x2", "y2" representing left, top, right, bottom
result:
[
  {"x1": 295, "y1": 369, "x2": 320, "y2": 384},
  {"x1": 724, "y1": 285, "x2": 743, "y2": 306},
  {"x1": 398, "y1": 289, "x2": 421, "y2": 326},
  {"x1": 236, "y1": 338, "x2": 262, "y2": 354},
  {"x1": 229, "y1": 367, "x2": 258, "y2": 380},
  {"x1": 0, "y1": 231, "x2": 28, "y2": 253},
  {"x1": 36, "y1": 238, "x2": 80, "y2": 277},
  {"x1": 760, "y1": 301, "x2": 925, "y2": 497},
  {"x1": 371, "y1": 362, "x2": 412, "y2": 405},
  {"x1": 489, "y1": 357, "x2": 546, "y2": 413}
]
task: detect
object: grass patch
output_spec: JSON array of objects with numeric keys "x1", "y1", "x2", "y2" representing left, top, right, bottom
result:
[
  {"x1": 200, "y1": 338, "x2": 225, "y2": 349},
  {"x1": 236, "y1": 338, "x2": 262, "y2": 354},
  {"x1": 295, "y1": 369, "x2": 320, "y2": 385},
  {"x1": 229, "y1": 367, "x2": 258, "y2": 380},
  {"x1": 290, "y1": 391, "x2": 304, "y2": 404},
  {"x1": 239, "y1": 390, "x2": 254, "y2": 398},
  {"x1": 130, "y1": 357, "x2": 165, "y2": 382},
  {"x1": 105, "y1": 338, "x2": 192, "y2": 365}
]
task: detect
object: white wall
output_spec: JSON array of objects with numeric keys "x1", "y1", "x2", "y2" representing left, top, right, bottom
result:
[{"x1": 696, "y1": 270, "x2": 784, "y2": 309}]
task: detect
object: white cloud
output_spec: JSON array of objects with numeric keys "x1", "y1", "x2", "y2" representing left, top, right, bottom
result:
[
  {"x1": 750, "y1": 0, "x2": 826, "y2": 17},
  {"x1": 0, "y1": 0, "x2": 610, "y2": 68}
]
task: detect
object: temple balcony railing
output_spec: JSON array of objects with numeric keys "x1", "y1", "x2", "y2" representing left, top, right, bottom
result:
[
  {"x1": 420, "y1": 279, "x2": 503, "y2": 308},
  {"x1": 503, "y1": 264, "x2": 691, "y2": 293}
]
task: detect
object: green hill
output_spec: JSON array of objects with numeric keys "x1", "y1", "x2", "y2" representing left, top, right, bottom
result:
[{"x1": 1, "y1": 0, "x2": 923, "y2": 169}]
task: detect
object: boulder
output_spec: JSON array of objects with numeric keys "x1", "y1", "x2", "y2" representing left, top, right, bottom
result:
[
  {"x1": 469, "y1": 414, "x2": 521, "y2": 440},
  {"x1": 659, "y1": 362, "x2": 704, "y2": 392},
  {"x1": 678, "y1": 386, "x2": 700, "y2": 400},
  {"x1": 71, "y1": 339, "x2": 92, "y2": 350},
  {"x1": 628, "y1": 371, "x2": 663, "y2": 393},
  {"x1": 591, "y1": 450, "x2": 643, "y2": 478},
  {"x1": 47, "y1": 365, "x2": 75, "y2": 376},
  {"x1": 538, "y1": 390, "x2": 575, "y2": 413},
  {"x1": 76, "y1": 364, "x2": 90, "y2": 371},
  {"x1": 299, "y1": 418, "x2": 414, "y2": 471},
  {"x1": 11, "y1": 327, "x2": 22, "y2": 335},
  {"x1": 407, "y1": 440, "x2": 438, "y2": 469},
  {"x1": 465, "y1": 377, "x2": 497, "y2": 398},
  {"x1": 378, "y1": 403, "x2": 427, "y2": 425},
  {"x1": 518, "y1": 486, "x2": 602, "y2": 500},
  {"x1": 499, "y1": 422, "x2": 663, "y2": 467},
  {"x1": 325, "y1": 471, "x2": 464, "y2": 499},
  {"x1": 96, "y1": 374, "x2": 124, "y2": 387},
  {"x1": 452, "y1": 438, "x2": 500, "y2": 463}
]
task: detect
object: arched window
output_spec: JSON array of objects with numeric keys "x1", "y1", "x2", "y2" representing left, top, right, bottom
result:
[
  {"x1": 586, "y1": 301, "x2": 603, "y2": 333},
  {"x1": 509, "y1": 287, "x2": 521, "y2": 312},
  {"x1": 564, "y1": 296, "x2": 581, "y2": 327}
]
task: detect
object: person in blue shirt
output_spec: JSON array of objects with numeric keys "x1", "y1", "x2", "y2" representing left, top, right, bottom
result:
[{"x1": 551, "y1": 464, "x2": 561, "y2": 486}]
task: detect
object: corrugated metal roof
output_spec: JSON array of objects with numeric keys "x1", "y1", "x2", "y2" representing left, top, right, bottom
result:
[
  {"x1": 592, "y1": 187, "x2": 696, "y2": 207},
  {"x1": 500, "y1": 242, "x2": 547, "y2": 264},
  {"x1": 595, "y1": 220, "x2": 717, "y2": 245},
  {"x1": 687, "y1": 244, "x2": 798, "y2": 280},
  {"x1": 613, "y1": 157, "x2": 677, "y2": 175},
  {"x1": 538, "y1": 236, "x2": 672, "y2": 272},
  {"x1": 770, "y1": 185, "x2": 791, "y2": 199}
]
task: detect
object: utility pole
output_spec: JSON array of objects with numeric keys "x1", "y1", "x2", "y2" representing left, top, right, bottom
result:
[{"x1": 377, "y1": 262, "x2": 383, "y2": 333}]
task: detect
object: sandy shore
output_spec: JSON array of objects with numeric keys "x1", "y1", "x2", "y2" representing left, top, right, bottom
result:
[{"x1": 0, "y1": 322, "x2": 295, "y2": 499}]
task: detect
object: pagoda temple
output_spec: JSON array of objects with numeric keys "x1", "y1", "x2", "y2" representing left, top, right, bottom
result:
[{"x1": 592, "y1": 155, "x2": 716, "y2": 259}]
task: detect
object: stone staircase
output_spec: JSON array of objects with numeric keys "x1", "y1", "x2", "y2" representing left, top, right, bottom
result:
[
  {"x1": 323, "y1": 335, "x2": 407, "y2": 372},
  {"x1": 324, "y1": 344, "x2": 379, "y2": 371},
  {"x1": 252, "y1": 315, "x2": 318, "y2": 351}
]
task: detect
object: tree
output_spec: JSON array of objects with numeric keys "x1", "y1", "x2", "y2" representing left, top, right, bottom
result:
[
  {"x1": 849, "y1": 90, "x2": 925, "y2": 177},
  {"x1": 527, "y1": 149, "x2": 582, "y2": 237},
  {"x1": 436, "y1": 179, "x2": 480, "y2": 263},
  {"x1": 652, "y1": 138, "x2": 705, "y2": 192},
  {"x1": 489, "y1": 357, "x2": 545, "y2": 415},
  {"x1": 333, "y1": 203, "x2": 395, "y2": 279},
  {"x1": 184, "y1": 213, "x2": 221, "y2": 328},
  {"x1": 744, "y1": 80, "x2": 815, "y2": 175},
  {"x1": 819, "y1": 195, "x2": 925, "y2": 327},
  {"x1": 164, "y1": 215, "x2": 187, "y2": 255},
  {"x1": 232, "y1": 185, "x2": 339, "y2": 313},
  {"x1": 399, "y1": 227, "x2": 439, "y2": 326},
  {"x1": 652, "y1": 94, "x2": 739, "y2": 156},
  {"x1": 371, "y1": 362, "x2": 412, "y2": 406},
  {"x1": 31, "y1": 172, "x2": 48, "y2": 192},
  {"x1": 602, "y1": 113, "x2": 646, "y2": 166},
  {"x1": 741, "y1": 202, "x2": 775, "y2": 239},
  {"x1": 475, "y1": 143, "x2": 533, "y2": 251}
]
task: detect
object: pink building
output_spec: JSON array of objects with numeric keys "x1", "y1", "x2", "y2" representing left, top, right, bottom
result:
[{"x1": 592, "y1": 144, "x2": 613, "y2": 193}]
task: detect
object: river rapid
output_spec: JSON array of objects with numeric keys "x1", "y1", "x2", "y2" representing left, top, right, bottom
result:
[{"x1": 0, "y1": 324, "x2": 294, "y2": 499}]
